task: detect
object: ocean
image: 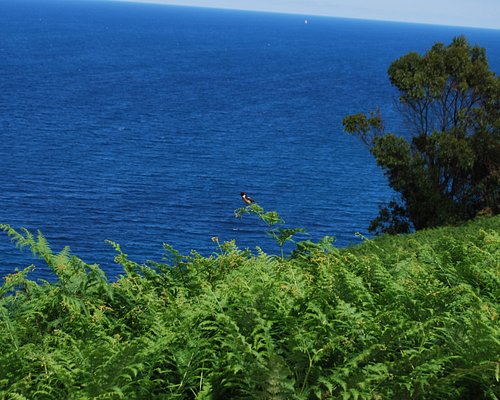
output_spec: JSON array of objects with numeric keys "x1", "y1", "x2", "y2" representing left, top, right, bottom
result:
[{"x1": 1, "y1": 0, "x2": 499, "y2": 280}]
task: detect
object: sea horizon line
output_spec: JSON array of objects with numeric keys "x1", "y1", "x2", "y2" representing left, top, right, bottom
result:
[{"x1": 104, "y1": 0, "x2": 500, "y2": 31}]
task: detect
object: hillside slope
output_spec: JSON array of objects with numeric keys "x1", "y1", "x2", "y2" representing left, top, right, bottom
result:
[{"x1": 1, "y1": 216, "x2": 499, "y2": 399}]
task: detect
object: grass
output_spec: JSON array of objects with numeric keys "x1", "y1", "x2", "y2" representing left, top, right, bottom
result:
[{"x1": 0, "y1": 215, "x2": 499, "y2": 399}]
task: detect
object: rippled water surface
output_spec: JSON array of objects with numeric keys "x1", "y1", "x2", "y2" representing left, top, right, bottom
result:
[{"x1": 1, "y1": 0, "x2": 499, "y2": 279}]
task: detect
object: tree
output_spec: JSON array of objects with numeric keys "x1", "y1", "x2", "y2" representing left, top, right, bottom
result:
[{"x1": 343, "y1": 36, "x2": 499, "y2": 234}]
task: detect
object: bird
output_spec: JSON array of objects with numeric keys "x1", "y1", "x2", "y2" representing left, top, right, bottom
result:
[{"x1": 240, "y1": 192, "x2": 255, "y2": 205}]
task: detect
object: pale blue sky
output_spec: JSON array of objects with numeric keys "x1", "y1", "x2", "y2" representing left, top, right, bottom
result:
[{"x1": 112, "y1": 0, "x2": 500, "y2": 29}]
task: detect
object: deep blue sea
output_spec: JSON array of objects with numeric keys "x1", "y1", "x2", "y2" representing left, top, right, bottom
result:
[{"x1": 1, "y1": 0, "x2": 499, "y2": 280}]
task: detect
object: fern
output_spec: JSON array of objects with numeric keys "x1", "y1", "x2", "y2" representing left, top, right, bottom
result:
[{"x1": 0, "y1": 216, "x2": 498, "y2": 398}]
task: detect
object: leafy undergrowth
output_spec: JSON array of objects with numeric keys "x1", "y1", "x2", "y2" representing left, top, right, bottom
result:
[{"x1": 0, "y1": 216, "x2": 499, "y2": 399}]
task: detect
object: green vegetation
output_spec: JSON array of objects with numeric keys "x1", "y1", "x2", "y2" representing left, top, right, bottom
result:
[
  {"x1": 343, "y1": 36, "x2": 499, "y2": 234},
  {"x1": 235, "y1": 203, "x2": 305, "y2": 259},
  {"x1": 1, "y1": 213, "x2": 499, "y2": 399}
]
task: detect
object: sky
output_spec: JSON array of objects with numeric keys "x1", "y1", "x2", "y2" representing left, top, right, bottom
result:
[{"x1": 112, "y1": 0, "x2": 500, "y2": 30}]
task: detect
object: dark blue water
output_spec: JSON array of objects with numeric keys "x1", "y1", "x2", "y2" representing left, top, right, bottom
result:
[{"x1": 1, "y1": 0, "x2": 499, "y2": 280}]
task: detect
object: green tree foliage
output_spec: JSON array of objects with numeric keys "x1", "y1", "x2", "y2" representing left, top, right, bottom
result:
[
  {"x1": 343, "y1": 36, "x2": 499, "y2": 234},
  {"x1": 1, "y1": 216, "x2": 499, "y2": 399}
]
